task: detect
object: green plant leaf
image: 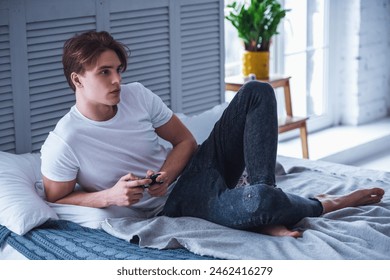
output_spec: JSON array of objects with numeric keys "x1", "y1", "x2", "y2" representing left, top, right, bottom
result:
[{"x1": 225, "y1": 0, "x2": 290, "y2": 51}]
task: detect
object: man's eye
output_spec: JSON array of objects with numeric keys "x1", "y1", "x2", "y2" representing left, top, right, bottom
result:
[{"x1": 101, "y1": 69, "x2": 109, "y2": 75}]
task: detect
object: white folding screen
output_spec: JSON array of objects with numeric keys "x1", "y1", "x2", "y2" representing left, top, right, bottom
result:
[
  {"x1": 0, "y1": 0, "x2": 225, "y2": 153},
  {"x1": 0, "y1": 7, "x2": 15, "y2": 152}
]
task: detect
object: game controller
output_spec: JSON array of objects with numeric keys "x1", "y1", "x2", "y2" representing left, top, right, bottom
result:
[{"x1": 142, "y1": 173, "x2": 163, "y2": 188}]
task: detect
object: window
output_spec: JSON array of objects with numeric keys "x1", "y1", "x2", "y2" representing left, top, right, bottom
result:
[
  {"x1": 224, "y1": 0, "x2": 332, "y2": 133},
  {"x1": 224, "y1": 0, "x2": 245, "y2": 78},
  {"x1": 282, "y1": 0, "x2": 331, "y2": 131}
]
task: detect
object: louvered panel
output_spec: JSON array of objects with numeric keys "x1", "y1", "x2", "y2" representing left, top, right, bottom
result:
[
  {"x1": 182, "y1": 50, "x2": 220, "y2": 65},
  {"x1": 0, "y1": 70, "x2": 11, "y2": 86},
  {"x1": 182, "y1": 95, "x2": 221, "y2": 114},
  {"x1": 0, "y1": 105, "x2": 16, "y2": 152},
  {"x1": 123, "y1": 73, "x2": 171, "y2": 89},
  {"x1": 30, "y1": 96, "x2": 74, "y2": 115},
  {"x1": 25, "y1": 0, "x2": 96, "y2": 22},
  {"x1": 110, "y1": 6, "x2": 171, "y2": 106},
  {"x1": 128, "y1": 52, "x2": 170, "y2": 68},
  {"x1": 31, "y1": 109, "x2": 70, "y2": 129},
  {"x1": 0, "y1": 23, "x2": 16, "y2": 153},
  {"x1": 182, "y1": 61, "x2": 220, "y2": 78},
  {"x1": 126, "y1": 62, "x2": 170, "y2": 77},
  {"x1": 26, "y1": 16, "x2": 96, "y2": 152},
  {"x1": 182, "y1": 78, "x2": 221, "y2": 94},
  {"x1": 29, "y1": 68, "x2": 64, "y2": 86},
  {"x1": 27, "y1": 17, "x2": 95, "y2": 38},
  {"x1": 183, "y1": 82, "x2": 220, "y2": 95},
  {"x1": 180, "y1": 0, "x2": 222, "y2": 115},
  {"x1": 182, "y1": 56, "x2": 220, "y2": 74},
  {"x1": 112, "y1": 19, "x2": 169, "y2": 35},
  {"x1": 182, "y1": 26, "x2": 220, "y2": 38},
  {"x1": 29, "y1": 80, "x2": 70, "y2": 96},
  {"x1": 182, "y1": 82, "x2": 221, "y2": 114},
  {"x1": 28, "y1": 54, "x2": 58, "y2": 67},
  {"x1": 181, "y1": 74, "x2": 220, "y2": 88},
  {"x1": 2, "y1": 0, "x2": 226, "y2": 153},
  {"x1": 183, "y1": 91, "x2": 221, "y2": 109},
  {"x1": 182, "y1": 39, "x2": 220, "y2": 55},
  {"x1": 182, "y1": 30, "x2": 219, "y2": 44},
  {"x1": 129, "y1": 43, "x2": 170, "y2": 57}
]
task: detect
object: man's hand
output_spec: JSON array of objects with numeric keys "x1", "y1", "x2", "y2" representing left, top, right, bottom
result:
[
  {"x1": 144, "y1": 170, "x2": 169, "y2": 197},
  {"x1": 106, "y1": 173, "x2": 150, "y2": 207}
]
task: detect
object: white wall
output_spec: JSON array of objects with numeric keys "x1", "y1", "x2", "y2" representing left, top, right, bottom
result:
[{"x1": 336, "y1": 0, "x2": 390, "y2": 125}]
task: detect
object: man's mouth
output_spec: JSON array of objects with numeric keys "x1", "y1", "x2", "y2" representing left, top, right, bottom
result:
[{"x1": 110, "y1": 89, "x2": 121, "y2": 94}]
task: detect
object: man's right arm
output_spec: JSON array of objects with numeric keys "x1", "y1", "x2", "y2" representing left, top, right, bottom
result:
[
  {"x1": 43, "y1": 175, "x2": 77, "y2": 203},
  {"x1": 43, "y1": 174, "x2": 151, "y2": 208}
]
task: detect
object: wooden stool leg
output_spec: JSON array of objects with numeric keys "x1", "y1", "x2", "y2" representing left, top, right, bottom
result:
[{"x1": 299, "y1": 123, "x2": 309, "y2": 159}]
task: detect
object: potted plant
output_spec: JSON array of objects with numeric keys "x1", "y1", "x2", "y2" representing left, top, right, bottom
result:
[{"x1": 225, "y1": 0, "x2": 289, "y2": 79}]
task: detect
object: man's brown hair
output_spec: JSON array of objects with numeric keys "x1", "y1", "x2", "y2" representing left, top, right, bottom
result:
[{"x1": 62, "y1": 31, "x2": 129, "y2": 91}]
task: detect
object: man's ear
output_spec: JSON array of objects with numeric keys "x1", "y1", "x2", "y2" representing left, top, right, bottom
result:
[{"x1": 71, "y1": 72, "x2": 83, "y2": 88}]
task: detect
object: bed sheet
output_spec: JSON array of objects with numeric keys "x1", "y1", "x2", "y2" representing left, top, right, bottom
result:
[
  {"x1": 1, "y1": 155, "x2": 389, "y2": 260},
  {"x1": 101, "y1": 156, "x2": 390, "y2": 260}
]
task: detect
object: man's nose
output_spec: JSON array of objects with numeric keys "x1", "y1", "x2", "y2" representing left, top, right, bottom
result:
[{"x1": 113, "y1": 72, "x2": 121, "y2": 85}]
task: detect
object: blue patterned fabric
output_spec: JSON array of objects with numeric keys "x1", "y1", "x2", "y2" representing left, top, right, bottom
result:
[{"x1": 0, "y1": 220, "x2": 215, "y2": 260}]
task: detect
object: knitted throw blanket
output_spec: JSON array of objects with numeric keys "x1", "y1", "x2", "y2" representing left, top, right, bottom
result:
[{"x1": 0, "y1": 220, "x2": 214, "y2": 260}]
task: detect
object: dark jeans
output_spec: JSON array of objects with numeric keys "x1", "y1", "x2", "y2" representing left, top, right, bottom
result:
[{"x1": 163, "y1": 81, "x2": 323, "y2": 230}]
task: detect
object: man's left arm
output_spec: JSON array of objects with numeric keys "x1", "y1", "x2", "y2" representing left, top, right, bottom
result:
[{"x1": 149, "y1": 114, "x2": 198, "y2": 196}]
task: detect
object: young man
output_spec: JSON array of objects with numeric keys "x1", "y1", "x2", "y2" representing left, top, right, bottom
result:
[{"x1": 41, "y1": 31, "x2": 384, "y2": 237}]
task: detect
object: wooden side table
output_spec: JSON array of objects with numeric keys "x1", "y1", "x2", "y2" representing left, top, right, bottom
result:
[{"x1": 225, "y1": 75, "x2": 309, "y2": 159}]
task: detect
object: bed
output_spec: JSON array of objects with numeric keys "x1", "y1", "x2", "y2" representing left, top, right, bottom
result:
[{"x1": 1, "y1": 104, "x2": 389, "y2": 260}]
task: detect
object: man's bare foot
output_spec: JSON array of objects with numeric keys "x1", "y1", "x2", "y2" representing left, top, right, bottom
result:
[
  {"x1": 316, "y1": 187, "x2": 385, "y2": 214},
  {"x1": 256, "y1": 225, "x2": 302, "y2": 238},
  {"x1": 254, "y1": 188, "x2": 384, "y2": 238}
]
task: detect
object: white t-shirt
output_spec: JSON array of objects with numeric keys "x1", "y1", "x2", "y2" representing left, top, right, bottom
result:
[{"x1": 41, "y1": 82, "x2": 173, "y2": 210}]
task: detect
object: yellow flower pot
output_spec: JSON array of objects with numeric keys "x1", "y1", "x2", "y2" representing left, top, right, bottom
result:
[{"x1": 242, "y1": 51, "x2": 270, "y2": 80}]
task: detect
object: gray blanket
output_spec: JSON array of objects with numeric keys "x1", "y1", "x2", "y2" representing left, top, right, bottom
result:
[{"x1": 101, "y1": 156, "x2": 390, "y2": 259}]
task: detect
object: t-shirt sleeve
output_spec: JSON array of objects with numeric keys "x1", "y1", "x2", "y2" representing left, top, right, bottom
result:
[
  {"x1": 139, "y1": 83, "x2": 173, "y2": 128},
  {"x1": 40, "y1": 132, "x2": 79, "y2": 182}
]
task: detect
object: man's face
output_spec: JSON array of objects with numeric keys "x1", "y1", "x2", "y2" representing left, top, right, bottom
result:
[{"x1": 77, "y1": 49, "x2": 123, "y2": 107}]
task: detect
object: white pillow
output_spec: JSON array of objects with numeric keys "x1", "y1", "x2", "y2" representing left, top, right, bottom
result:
[
  {"x1": 159, "y1": 102, "x2": 229, "y2": 148},
  {"x1": 178, "y1": 102, "x2": 229, "y2": 144},
  {"x1": 0, "y1": 151, "x2": 58, "y2": 235}
]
